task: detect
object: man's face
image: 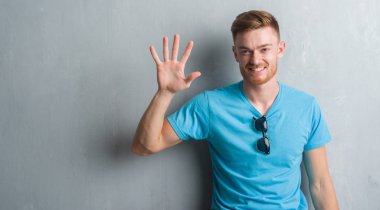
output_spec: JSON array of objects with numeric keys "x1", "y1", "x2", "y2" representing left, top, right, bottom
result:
[{"x1": 232, "y1": 27, "x2": 285, "y2": 86}]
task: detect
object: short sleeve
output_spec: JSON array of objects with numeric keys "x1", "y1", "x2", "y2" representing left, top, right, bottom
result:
[
  {"x1": 304, "y1": 99, "x2": 331, "y2": 150},
  {"x1": 167, "y1": 92, "x2": 210, "y2": 141}
]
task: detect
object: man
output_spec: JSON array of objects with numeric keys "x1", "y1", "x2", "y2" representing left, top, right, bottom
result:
[{"x1": 131, "y1": 10, "x2": 339, "y2": 210}]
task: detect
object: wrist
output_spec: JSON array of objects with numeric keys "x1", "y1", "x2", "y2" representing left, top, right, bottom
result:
[{"x1": 156, "y1": 89, "x2": 175, "y2": 99}]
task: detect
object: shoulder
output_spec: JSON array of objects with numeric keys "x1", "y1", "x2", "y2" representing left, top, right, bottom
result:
[
  {"x1": 281, "y1": 82, "x2": 315, "y2": 101},
  {"x1": 204, "y1": 80, "x2": 242, "y2": 99},
  {"x1": 183, "y1": 81, "x2": 243, "y2": 111},
  {"x1": 280, "y1": 82, "x2": 318, "y2": 105},
  {"x1": 279, "y1": 82, "x2": 323, "y2": 117}
]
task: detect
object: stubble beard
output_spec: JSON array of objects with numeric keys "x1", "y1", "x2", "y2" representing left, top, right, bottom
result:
[{"x1": 239, "y1": 63, "x2": 278, "y2": 86}]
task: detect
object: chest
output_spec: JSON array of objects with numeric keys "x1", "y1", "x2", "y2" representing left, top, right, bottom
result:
[{"x1": 208, "y1": 109, "x2": 311, "y2": 169}]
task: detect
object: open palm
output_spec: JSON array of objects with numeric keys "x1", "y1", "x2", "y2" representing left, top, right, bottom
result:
[{"x1": 150, "y1": 34, "x2": 201, "y2": 94}]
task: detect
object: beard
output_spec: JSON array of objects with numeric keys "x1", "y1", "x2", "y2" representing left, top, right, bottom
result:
[{"x1": 239, "y1": 63, "x2": 277, "y2": 85}]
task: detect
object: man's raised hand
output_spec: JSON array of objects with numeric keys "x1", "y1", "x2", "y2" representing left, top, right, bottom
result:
[{"x1": 149, "y1": 34, "x2": 201, "y2": 94}]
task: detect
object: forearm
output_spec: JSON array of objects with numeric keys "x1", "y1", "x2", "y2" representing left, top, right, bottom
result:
[
  {"x1": 132, "y1": 90, "x2": 174, "y2": 154},
  {"x1": 310, "y1": 176, "x2": 339, "y2": 210}
]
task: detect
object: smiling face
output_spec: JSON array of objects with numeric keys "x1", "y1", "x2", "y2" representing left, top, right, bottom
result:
[{"x1": 233, "y1": 27, "x2": 285, "y2": 86}]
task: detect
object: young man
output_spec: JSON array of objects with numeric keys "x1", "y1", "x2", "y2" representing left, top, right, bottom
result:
[{"x1": 131, "y1": 10, "x2": 339, "y2": 210}]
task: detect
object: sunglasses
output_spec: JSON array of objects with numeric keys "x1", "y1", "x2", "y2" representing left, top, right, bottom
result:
[{"x1": 253, "y1": 115, "x2": 270, "y2": 155}]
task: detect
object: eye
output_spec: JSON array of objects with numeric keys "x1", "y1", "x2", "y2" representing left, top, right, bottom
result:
[
  {"x1": 261, "y1": 48, "x2": 269, "y2": 53},
  {"x1": 240, "y1": 50, "x2": 251, "y2": 55}
]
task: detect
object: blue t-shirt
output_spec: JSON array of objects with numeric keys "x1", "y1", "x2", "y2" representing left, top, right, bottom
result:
[{"x1": 168, "y1": 80, "x2": 331, "y2": 210}]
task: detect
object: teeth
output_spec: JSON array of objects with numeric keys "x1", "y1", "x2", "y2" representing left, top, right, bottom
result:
[
  {"x1": 248, "y1": 67, "x2": 266, "y2": 72},
  {"x1": 256, "y1": 67, "x2": 264, "y2": 71}
]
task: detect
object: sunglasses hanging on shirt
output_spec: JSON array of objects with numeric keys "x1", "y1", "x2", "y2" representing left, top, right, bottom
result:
[{"x1": 253, "y1": 115, "x2": 270, "y2": 155}]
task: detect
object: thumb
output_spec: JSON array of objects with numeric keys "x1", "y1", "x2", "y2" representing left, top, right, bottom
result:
[{"x1": 185, "y1": 71, "x2": 201, "y2": 86}]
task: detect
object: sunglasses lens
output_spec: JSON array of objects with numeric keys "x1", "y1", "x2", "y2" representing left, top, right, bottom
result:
[
  {"x1": 256, "y1": 137, "x2": 270, "y2": 154},
  {"x1": 254, "y1": 116, "x2": 268, "y2": 132}
]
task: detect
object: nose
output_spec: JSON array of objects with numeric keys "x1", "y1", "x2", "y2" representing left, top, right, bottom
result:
[{"x1": 249, "y1": 51, "x2": 261, "y2": 65}]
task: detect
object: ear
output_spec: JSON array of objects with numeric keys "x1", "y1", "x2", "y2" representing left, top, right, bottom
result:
[
  {"x1": 232, "y1": 46, "x2": 239, "y2": 62},
  {"x1": 277, "y1": 41, "x2": 286, "y2": 58}
]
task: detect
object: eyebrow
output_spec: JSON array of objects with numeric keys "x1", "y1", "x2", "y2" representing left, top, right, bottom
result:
[{"x1": 237, "y1": 44, "x2": 273, "y2": 49}]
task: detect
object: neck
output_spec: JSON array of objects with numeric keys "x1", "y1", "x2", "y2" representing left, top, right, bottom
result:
[{"x1": 242, "y1": 76, "x2": 279, "y2": 115}]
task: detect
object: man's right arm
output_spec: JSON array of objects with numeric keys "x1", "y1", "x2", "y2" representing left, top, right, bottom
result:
[
  {"x1": 131, "y1": 90, "x2": 180, "y2": 156},
  {"x1": 130, "y1": 34, "x2": 201, "y2": 156}
]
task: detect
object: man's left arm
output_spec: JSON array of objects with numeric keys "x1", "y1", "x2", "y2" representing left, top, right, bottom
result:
[{"x1": 303, "y1": 146, "x2": 339, "y2": 210}]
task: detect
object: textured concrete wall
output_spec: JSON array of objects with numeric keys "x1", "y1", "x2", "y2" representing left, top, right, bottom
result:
[{"x1": 1, "y1": 0, "x2": 379, "y2": 209}]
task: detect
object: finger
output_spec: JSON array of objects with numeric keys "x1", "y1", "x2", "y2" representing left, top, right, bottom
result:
[
  {"x1": 163, "y1": 36, "x2": 169, "y2": 62},
  {"x1": 185, "y1": 71, "x2": 201, "y2": 86},
  {"x1": 149, "y1": 46, "x2": 162, "y2": 64},
  {"x1": 180, "y1": 41, "x2": 193, "y2": 64},
  {"x1": 171, "y1": 34, "x2": 179, "y2": 61}
]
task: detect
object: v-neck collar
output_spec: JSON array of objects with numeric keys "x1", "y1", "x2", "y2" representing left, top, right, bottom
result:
[{"x1": 238, "y1": 80, "x2": 283, "y2": 118}]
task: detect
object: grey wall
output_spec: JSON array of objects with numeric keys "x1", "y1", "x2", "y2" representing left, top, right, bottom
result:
[{"x1": 1, "y1": 0, "x2": 380, "y2": 209}]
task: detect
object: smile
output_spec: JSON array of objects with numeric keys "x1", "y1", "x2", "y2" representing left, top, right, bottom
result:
[{"x1": 247, "y1": 67, "x2": 267, "y2": 72}]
